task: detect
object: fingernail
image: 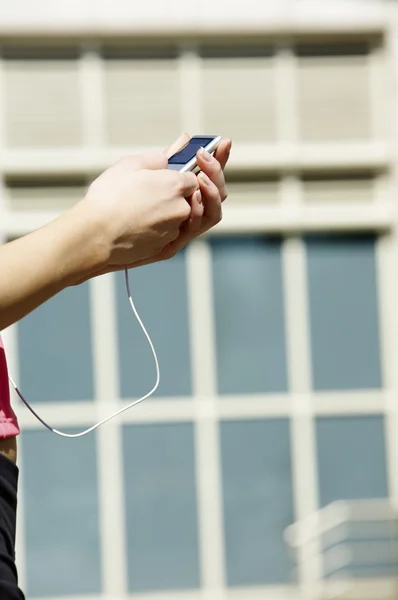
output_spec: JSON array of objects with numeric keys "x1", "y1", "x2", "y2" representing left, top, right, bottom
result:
[
  {"x1": 195, "y1": 189, "x2": 202, "y2": 204},
  {"x1": 199, "y1": 171, "x2": 211, "y2": 186},
  {"x1": 199, "y1": 147, "x2": 212, "y2": 162}
]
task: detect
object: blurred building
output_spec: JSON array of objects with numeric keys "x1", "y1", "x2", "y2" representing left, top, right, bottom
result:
[{"x1": 0, "y1": 0, "x2": 398, "y2": 598}]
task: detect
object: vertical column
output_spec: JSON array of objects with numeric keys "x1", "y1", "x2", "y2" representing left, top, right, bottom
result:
[
  {"x1": 276, "y1": 40, "x2": 322, "y2": 597},
  {"x1": 80, "y1": 42, "x2": 128, "y2": 596},
  {"x1": 282, "y1": 235, "x2": 322, "y2": 598},
  {"x1": 181, "y1": 40, "x2": 226, "y2": 597},
  {"x1": 180, "y1": 37, "x2": 224, "y2": 598},
  {"x1": 380, "y1": 21, "x2": 398, "y2": 511},
  {"x1": 369, "y1": 37, "x2": 387, "y2": 143},
  {"x1": 186, "y1": 240, "x2": 226, "y2": 598},
  {"x1": 80, "y1": 43, "x2": 106, "y2": 149},
  {"x1": 179, "y1": 43, "x2": 202, "y2": 134}
]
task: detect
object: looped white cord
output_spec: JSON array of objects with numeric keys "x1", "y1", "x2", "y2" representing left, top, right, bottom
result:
[{"x1": 8, "y1": 268, "x2": 160, "y2": 438}]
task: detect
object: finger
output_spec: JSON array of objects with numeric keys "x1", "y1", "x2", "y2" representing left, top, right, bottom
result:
[
  {"x1": 186, "y1": 189, "x2": 204, "y2": 235},
  {"x1": 214, "y1": 138, "x2": 232, "y2": 170},
  {"x1": 178, "y1": 171, "x2": 199, "y2": 198},
  {"x1": 158, "y1": 190, "x2": 204, "y2": 258},
  {"x1": 198, "y1": 171, "x2": 222, "y2": 227},
  {"x1": 196, "y1": 148, "x2": 228, "y2": 202},
  {"x1": 164, "y1": 132, "x2": 191, "y2": 159}
]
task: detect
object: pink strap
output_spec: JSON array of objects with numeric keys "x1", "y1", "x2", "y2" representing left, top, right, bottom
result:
[{"x1": 0, "y1": 336, "x2": 20, "y2": 438}]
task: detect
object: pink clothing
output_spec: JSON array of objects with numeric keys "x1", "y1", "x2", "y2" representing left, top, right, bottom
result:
[{"x1": 0, "y1": 335, "x2": 20, "y2": 438}]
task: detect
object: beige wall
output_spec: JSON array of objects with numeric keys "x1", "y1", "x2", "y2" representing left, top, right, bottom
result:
[{"x1": 0, "y1": 34, "x2": 388, "y2": 212}]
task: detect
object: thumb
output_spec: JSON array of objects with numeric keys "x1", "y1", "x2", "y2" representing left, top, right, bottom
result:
[{"x1": 165, "y1": 132, "x2": 191, "y2": 159}]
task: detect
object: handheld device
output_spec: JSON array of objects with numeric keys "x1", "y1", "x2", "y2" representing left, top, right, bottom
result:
[{"x1": 167, "y1": 135, "x2": 221, "y2": 173}]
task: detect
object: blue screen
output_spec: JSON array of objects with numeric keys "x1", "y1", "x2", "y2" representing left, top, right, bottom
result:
[{"x1": 168, "y1": 137, "x2": 215, "y2": 165}]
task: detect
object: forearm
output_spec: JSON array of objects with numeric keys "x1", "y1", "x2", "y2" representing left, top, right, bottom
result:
[{"x1": 0, "y1": 201, "x2": 108, "y2": 331}]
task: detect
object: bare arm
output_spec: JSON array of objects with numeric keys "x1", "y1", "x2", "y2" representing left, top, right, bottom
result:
[{"x1": 0, "y1": 202, "x2": 107, "y2": 331}]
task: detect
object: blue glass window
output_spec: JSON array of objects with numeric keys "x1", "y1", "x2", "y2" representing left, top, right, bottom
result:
[
  {"x1": 220, "y1": 418, "x2": 294, "y2": 585},
  {"x1": 306, "y1": 235, "x2": 382, "y2": 390},
  {"x1": 122, "y1": 422, "x2": 200, "y2": 591},
  {"x1": 116, "y1": 253, "x2": 192, "y2": 398},
  {"x1": 22, "y1": 430, "x2": 101, "y2": 596},
  {"x1": 17, "y1": 282, "x2": 94, "y2": 402},
  {"x1": 211, "y1": 237, "x2": 287, "y2": 395}
]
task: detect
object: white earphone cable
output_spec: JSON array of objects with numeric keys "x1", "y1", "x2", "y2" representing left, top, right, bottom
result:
[{"x1": 8, "y1": 268, "x2": 160, "y2": 438}]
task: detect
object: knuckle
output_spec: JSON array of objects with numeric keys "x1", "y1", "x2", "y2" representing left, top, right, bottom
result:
[
  {"x1": 162, "y1": 243, "x2": 178, "y2": 260},
  {"x1": 170, "y1": 174, "x2": 184, "y2": 196},
  {"x1": 172, "y1": 172, "x2": 198, "y2": 198},
  {"x1": 182, "y1": 172, "x2": 197, "y2": 193},
  {"x1": 177, "y1": 200, "x2": 191, "y2": 221},
  {"x1": 187, "y1": 172, "x2": 197, "y2": 187}
]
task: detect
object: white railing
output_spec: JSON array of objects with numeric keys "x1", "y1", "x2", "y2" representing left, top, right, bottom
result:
[{"x1": 285, "y1": 499, "x2": 398, "y2": 599}]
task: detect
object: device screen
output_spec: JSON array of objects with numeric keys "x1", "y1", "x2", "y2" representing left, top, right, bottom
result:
[{"x1": 168, "y1": 137, "x2": 216, "y2": 165}]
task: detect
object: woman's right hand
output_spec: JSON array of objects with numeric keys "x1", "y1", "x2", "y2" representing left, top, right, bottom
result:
[
  {"x1": 80, "y1": 151, "x2": 199, "y2": 273},
  {"x1": 0, "y1": 149, "x2": 201, "y2": 330}
]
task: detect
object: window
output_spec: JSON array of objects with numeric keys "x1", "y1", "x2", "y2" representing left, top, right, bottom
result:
[
  {"x1": 17, "y1": 282, "x2": 94, "y2": 402},
  {"x1": 297, "y1": 43, "x2": 372, "y2": 141},
  {"x1": 22, "y1": 430, "x2": 101, "y2": 596},
  {"x1": 5, "y1": 176, "x2": 86, "y2": 212},
  {"x1": 306, "y1": 235, "x2": 382, "y2": 391},
  {"x1": 225, "y1": 173, "x2": 280, "y2": 205},
  {"x1": 4, "y1": 47, "x2": 82, "y2": 148},
  {"x1": 302, "y1": 172, "x2": 376, "y2": 204},
  {"x1": 316, "y1": 415, "x2": 388, "y2": 506},
  {"x1": 122, "y1": 423, "x2": 200, "y2": 592},
  {"x1": 211, "y1": 237, "x2": 288, "y2": 395},
  {"x1": 220, "y1": 419, "x2": 294, "y2": 585},
  {"x1": 103, "y1": 46, "x2": 180, "y2": 147},
  {"x1": 201, "y1": 45, "x2": 276, "y2": 143},
  {"x1": 116, "y1": 251, "x2": 192, "y2": 398}
]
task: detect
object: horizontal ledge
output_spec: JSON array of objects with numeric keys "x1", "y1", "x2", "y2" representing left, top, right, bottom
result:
[
  {"x1": 2, "y1": 204, "x2": 394, "y2": 238},
  {"x1": 0, "y1": 142, "x2": 391, "y2": 178},
  {"x1": 229, "y1": 142, "x2": 391, "y2": 173},
  {"x1": 24, "y1": 587, "x2": 300, "y2": 600},
  {"x1": 216, "y1": 204, "x2": 394, "y2": 234},
  {"x1": 0, "y1": 2, "x2": 388, "y2": 38},
  {"x1": 15, "y1": 391, "x2": 387, "y2": 430}
]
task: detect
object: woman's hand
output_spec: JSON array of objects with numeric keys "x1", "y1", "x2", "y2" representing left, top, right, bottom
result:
[
  {"x1": 79, "y1": 150, "x2": 199, "y2": 270},
  {"x1": 74, "y1": 133, "x2": 232, "y2": 280},
  {"x1": 153, "y1": 132, "x2": 232, "y2": 262},
  {"x1": 0, "y1": 134, "x2": 231, "y2": 329}
]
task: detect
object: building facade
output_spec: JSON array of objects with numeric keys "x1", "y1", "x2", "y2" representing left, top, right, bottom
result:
[{"x1": 0, "y1": 0, "x2": 397, "y2": 598}]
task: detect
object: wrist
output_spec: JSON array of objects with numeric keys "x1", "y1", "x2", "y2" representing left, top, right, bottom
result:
[{"x1": 52, "y1": 199, "x2": 111, "y2": 287}]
